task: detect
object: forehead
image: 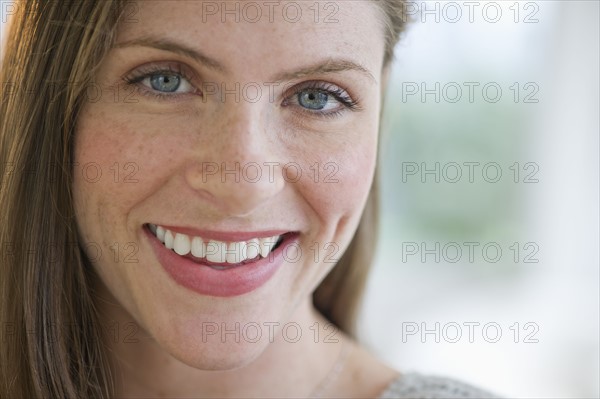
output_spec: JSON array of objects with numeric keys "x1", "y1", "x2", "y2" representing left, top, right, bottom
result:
[{"x1": 116, "y1": 0, "x2": 386, "y2": 79}]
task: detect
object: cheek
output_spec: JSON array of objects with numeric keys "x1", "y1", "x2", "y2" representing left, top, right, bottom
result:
[
  {"x1": 308, "y1": 147, "x2": 375, "y2": 220},
  {"x1": 72, "y1": 108, "x2": 191, "y2": 226},
  {"x1": 278, "y1": 100, "x2": 381, "y2": 229},
  {"x1": 288, "y1": 122, "x2": 379, "y2": 249},
  {"x1": 72, "y1": 107, "x2": 201, "y2": 318}
]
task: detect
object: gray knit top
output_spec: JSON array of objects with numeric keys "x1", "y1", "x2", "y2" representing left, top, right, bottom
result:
[{"x1": 377, "y1": 372, "x2": 500, "y2": 398}]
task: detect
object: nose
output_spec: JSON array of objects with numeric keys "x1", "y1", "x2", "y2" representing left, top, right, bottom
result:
[{"x1": 184, "y1": 103, "x2": 286, "y2": 217}]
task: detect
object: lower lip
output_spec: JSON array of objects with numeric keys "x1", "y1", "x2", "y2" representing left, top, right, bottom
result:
[{"x1": 144, "y1": 226, "x2": 297, "y2": 297}]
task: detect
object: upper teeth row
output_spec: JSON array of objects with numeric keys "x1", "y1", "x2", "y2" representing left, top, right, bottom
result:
[{"x1": 149, "y1": 224, "x2": 280, "y2": 264}]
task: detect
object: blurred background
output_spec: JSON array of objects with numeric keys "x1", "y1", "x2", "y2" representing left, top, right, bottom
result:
[
  {"x1": 2, "y1": 1, "x2": 598, "y2": 398},
  {"x1": 359, "y1": 1, "x2": 599, "y2": 398}
]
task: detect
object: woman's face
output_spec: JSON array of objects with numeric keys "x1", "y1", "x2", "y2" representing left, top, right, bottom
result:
[{"x1": 73, "y1": 0, "x2": 385, "y2": 369}]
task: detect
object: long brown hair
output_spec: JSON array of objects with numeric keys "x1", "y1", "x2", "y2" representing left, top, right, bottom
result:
[{"x1": 0, "y1": 1, "x2": 408, "y2": 397}]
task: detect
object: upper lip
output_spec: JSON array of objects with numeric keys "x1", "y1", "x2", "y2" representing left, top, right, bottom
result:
[{"x1": 147, "y1": 223, "x2": 293, "y2": 242}]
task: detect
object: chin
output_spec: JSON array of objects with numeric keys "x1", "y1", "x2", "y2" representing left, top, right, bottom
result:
[
  {"x1": 152, "y1": 320, "x2": 272, "y2": 371},
  {"x1": 181, "y1": 344, "x2": 266, "y2": 371}
]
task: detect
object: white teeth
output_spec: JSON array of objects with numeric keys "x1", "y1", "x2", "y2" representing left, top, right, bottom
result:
[
  {"x1": 227, "y1": 241, "x2": 247, "y2": 264},
  {"x1": 206, "y1": 240, "x2": 227, "y2": 263},
  {"x1": 164, "y1": 230, "x2": 174, "y2": 250},
  {"x1": 191, "y1": 237, "x2": 205, "y2": 258},
  {"x1": 259, "y1": 237, "x2": 277, "y2": 258},
  {"x1": 150, "y1": 224, "x2": 282, "y2": 264},
  {"x1": 173, "y1": 233, "x2": 191, "y2": 256},
  {"x1": 259, "y1": 241, "x2": 269, "y2": 258},
  {"x1": 156, "y1": 226, "x2": 166, "y2": 242},
  {"x1": 246, "y1": 238, "x2": 260, "y2": 260}
]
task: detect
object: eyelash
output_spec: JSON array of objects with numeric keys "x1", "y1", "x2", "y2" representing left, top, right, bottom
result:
[{"x1": 122, "y1": 64, "x2": 361, "y2": 117}]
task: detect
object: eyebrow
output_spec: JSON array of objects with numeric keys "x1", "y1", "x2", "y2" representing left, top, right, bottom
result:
[
  {"x1": 114, "y1": 37, "x2": 376, "y2": 84},
  {"x1": 114, "y1": 37, "x2": 227, "y2": 72},
  {"x1": 272, "y1": 58, "x2": 376, "y2": 84}
]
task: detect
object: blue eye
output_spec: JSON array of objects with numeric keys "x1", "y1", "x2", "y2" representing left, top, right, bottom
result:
[
  {"x1": 298, "y1": 90, "x2": 330, "y2": 110},
  {"x1": 127, "y1": 68, "x2": 196, "y2": 96},
  {"x1": 149, "y1": 74, "x2": 181, "y2": 93},
  {"x1": 285, "y1": 82, "x2": 359, "y2": 116}
]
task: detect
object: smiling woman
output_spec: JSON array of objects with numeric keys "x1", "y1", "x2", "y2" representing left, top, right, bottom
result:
[{"x1": 0, "y1": 1, "x2": 498, "y2": 398}]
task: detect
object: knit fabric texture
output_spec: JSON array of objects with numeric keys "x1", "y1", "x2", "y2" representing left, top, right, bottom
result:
[{"x1": 377, "y1": 372, "x2": 500, "y2": 398}]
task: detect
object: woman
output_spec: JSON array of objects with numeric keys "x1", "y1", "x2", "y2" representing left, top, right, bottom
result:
[{"x1": 0, "y1": 1, "x2": 499, "y2": 397}]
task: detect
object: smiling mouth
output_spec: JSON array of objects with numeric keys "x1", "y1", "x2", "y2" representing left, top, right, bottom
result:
[{"x1": 145, "y1": 223, "x2": 288, "y2": 269}]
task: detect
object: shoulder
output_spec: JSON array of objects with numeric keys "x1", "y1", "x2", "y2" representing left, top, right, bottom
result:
[{"x1": 377, "y1": 372, "x2": 500, "y2": 399}]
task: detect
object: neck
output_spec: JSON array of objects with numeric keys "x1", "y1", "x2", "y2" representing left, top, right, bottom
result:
[{"x1": 96, "y1": 285, "x2": 349, "y2": 398}]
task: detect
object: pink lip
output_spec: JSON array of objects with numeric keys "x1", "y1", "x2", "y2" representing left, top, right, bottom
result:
[
  {"x1": 144, "y1": 225, "x2": 298, "y2": 297},
  {"x1": 153, "y1": 224, "x2": 290, "y2": 242}
]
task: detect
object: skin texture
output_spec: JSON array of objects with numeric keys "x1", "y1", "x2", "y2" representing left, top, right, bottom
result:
[{"x1": 73, "y1": 1, "x2": 398, "y2": 396}]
